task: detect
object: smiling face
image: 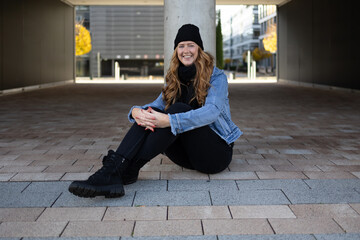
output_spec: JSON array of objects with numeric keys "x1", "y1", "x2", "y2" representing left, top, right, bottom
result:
[{"x1": 177, "y1": 41, "x2": 199, "y2": 66}]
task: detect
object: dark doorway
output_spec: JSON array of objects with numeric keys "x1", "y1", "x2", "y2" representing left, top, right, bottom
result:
[{"x1": 101, "y1": 59, "x2": 112, "y2": 76}]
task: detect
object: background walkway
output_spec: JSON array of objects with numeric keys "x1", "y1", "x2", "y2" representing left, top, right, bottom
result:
[{"x1": 0, "y1": 82, "x2": 360, "y2": 239}]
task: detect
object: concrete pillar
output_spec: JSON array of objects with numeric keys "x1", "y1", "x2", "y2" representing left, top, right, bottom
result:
[{"x1": 164, "y1": 0, "x2": 216, "y2": 75}]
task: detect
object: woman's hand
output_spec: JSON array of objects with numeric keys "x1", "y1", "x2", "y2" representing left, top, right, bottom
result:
[
  {"x1": 131, "y1": 107, "x2": 170, "y2": 131},
  {"x1": 147, "y1": 107, "x2": 170, "y2": 128}
]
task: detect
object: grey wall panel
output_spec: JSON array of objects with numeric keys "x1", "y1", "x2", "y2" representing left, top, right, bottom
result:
[
  {"x1": 65, "y1": 6, "x2": 75, "y2": 81},
  {"x1": 1, "y1": 0, "x2": 74, "y2": 91},
  {"x1": 2, "y1": 1, "x2": 24, "y2": 90},
  {"x1": 89, "y1": 6, "x2": 164, "y2": 77},
  {"x1": 0, "y1": 3, "x2": 3, "y2": 90},
  {"x1": 23, "y1": 0, "x2": 43, "y2": 87},
  {"x1": 278, "y1": 0, "x2": 359, "y2": 89}
]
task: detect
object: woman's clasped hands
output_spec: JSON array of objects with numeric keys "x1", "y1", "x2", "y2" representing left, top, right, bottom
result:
[{"x1": 132, "y1": 107, "x2": 170, "y2": 132}]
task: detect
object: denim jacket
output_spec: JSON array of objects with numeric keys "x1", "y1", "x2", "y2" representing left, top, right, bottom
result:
[{"x1": 128, "y1": 66, "x2": 242, "y2": 144}]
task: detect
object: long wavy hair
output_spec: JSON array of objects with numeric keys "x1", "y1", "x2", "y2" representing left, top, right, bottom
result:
[{"x1": 162, "y1": 47, "x2": 214, "y2": 110}]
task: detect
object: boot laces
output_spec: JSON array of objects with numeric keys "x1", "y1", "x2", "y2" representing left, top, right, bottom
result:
[{"x1": 92, "y1": 153, "x2": 118, "y2": 178}]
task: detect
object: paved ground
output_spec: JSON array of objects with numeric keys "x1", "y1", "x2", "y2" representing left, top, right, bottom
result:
[{"x1": 0, "y1": 81, "x2": 360, "y2": 239}]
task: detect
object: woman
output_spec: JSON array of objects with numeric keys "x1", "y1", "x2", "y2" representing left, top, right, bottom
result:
[{"x1": 69, "y1": 24, "x2": 242, "y2": 198}]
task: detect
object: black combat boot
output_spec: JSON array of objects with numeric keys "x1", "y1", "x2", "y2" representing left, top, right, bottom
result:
[
  {"x1": 68, "y1": 150, "x2": 129, "y2": 198},
  {"x1": 122, "y1": 158, "x2": 149, "y2": 185}
]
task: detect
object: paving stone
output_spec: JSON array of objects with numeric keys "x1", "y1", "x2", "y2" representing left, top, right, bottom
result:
[
  {"x1": 167, "y1": 180, "x2": 238, "y2": 191},
  {"x1": 0, "y1": 182, "x2": 30, "y2": 193},
  {"x1": 60, "y1": 172, "x2": 93, "y2": 181},
  {"x1": 272, "y1": 165, "x2": 321, "y2": 172},
  {"x1": 29, "y1": 159, "x2": 77, "y2": 166},
  {"x1": 168, "y1": 206, "x2": 231, "y2": 220},
  {"x1": 289, "y1": 159, "x2": 335, "y2": 166},
  {"x1": 211, "y1": 189, "x2": 290, "y2": 205},
  {"x1": 0, "y1": 173, "x2": 16, "y2": 181},
  {"x1": 103, "y1": 206, "x2": 167, "y2": 221},
  {"x1": 236, "y1": 179, "x2": 310, "y2": 191},
  {"x1": 229, "y1": 205, "x2": 296, "y2": 218},
  {"x1": 138, "y1": 171, "x2": 160, "y2": 180},
  {"x1": 209, "y1": 171, "x2": 258, "y2": 180},
  {"x1": 122, "y1": 236, "x2": 217, "y2": 240},
  {"x1": 351, "y1": 172, "x2": 360, "y2": 178},
  {"x1": 334, "y1": 217, "x2": 360, "y2": 233},
  {"x1": 0, "y1": 208, "x2": 44, "y2": 222},
  {"x1": 15, "y1": 154, "x2": 61, "y2": 161},
  {"x1": 134, "y1": 191, "x2": 211, "y2": 206},
  {"x1": 283, "y1": 188, "x2": 360, "y2": 204},
  {"x1": 218, "y1": 234, "x2": 316, "y2": 240},
  {"x1": 161, "y1": 171, "x2": 209, "y2": 180},
  {"x1": 277, "y1": 149, "x2": 316, "y2": 155},
  {"x1": 124, "y1": 180, "x2": 167, "y2": 192},
  {"x1": 304, "y1": 179, "x2": 360, "y2": 191},
  {"x1": 52, "y1": 190, "x2": 135, "y2": 207},
  {"x1": 0, "y1": 222, "x2": 67, "y2": 238},
  {"x1": 24, "y1": 237, "x2": 119, "y2": 240},
  {"x1": 44, "y1": 165, "x2": 92, "y2": 173},
  {"x1": 62, "y1": 221, "x2": 134, "y2": 237},
  {"x1": 10, "y1": 173, "x2": 64, "y2": 181},
  {"x1": 0, "y1": 166, "x2": 47, "y2": 173},
  {"x1": 246, "y1": 159, "x2": 292, "y2": 165},
  {"x1": 23, "y1": 181, "x2": 70, "y2": 193},
  {"x1": 290, "y1": 204, "x2": 360, "y2": 218},
  {"x1": 141, "y1": 164, "x2": 182, "y2": 172},
  {"x1": 304, "y1": 172, "x2": 357, "y2": 179},
  {"x1": 349, "y1": 203, "x2": 360, "y2": 214},
  {"x1": 330, "y1": 160, "x2": 360, "y2": 166},
  {"x1": 257, "y1": 171, "x2": 308, "y2": 179},
  {"x1": 228, "y1": 163, "x2": 275, "y2": 172},
  {"x1": 37, "y1": 207, "x2": 106, "y2": 221},
  {"x1": 269, "y1": 218, "x2": 344, "y2": 234},
  {"x1": 0, "y1": 159, "x2": 34, "y2": 166},
  {"x1": 133, "y1": 220, "x2": 202, "y2": 237},
  {"x1": 203, "y1": 219, "x2": 273, "y2": 235},
  {"x1": 317, "y1": 165, "x2": 360, "y2": 172},
  {"x1": 0, "y1": 192, "x2": 60, "y2": 207},
  {"x1": 314, "y1": 233, "x2": 360, "y2": 240}
]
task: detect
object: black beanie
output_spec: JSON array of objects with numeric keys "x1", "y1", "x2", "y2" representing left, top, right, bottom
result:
[{"x1": 174, "y1": 24, "x2": 204, "y2": 50}]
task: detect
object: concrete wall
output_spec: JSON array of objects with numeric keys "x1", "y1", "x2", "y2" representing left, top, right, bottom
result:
[
  {"x1": 278, "y1": 0, "x2": 358, "y2": 90},
  {"x1": 0, "y1": 0, "x2": 74, "y2": 91}
]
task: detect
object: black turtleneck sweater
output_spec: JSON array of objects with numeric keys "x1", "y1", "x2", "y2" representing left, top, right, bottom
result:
[{"x1": 177, "y1": 63, "x2": 200, "y2": 109}]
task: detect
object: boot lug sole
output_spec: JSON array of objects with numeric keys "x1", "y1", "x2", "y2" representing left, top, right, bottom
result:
[{"x1": 69, "y1": 182, "x2": 124, "y2": 198}]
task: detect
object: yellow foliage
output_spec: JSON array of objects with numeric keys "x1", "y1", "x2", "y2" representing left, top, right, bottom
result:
[
  {"x1": 252, "y1": 47, "x2": 272, "y2": 61},
  {"x1": 252, "y1": 48, "x2": 263, "y2": 61},
  {"x1": 263, "y1": 24, "x2": 277, "y2": 53},
  {"x1": 75, "y1": 23, "x2": 92, "y2": 56}
]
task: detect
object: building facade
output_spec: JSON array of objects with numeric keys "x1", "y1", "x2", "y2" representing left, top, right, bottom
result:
[
  {"x1": 258, "y1": 4, "x2": 277, "y2": 74},
  {"x1": 76, "y1": 6, "x2": 164, "y2": 78},
  {"x1": 222, "y1": 5, "x2": 260, "y2": 70}
]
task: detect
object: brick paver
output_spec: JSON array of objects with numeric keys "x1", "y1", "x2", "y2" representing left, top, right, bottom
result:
[{"x1": 0, "y1": 82, "x2": 360, "y2": 238}]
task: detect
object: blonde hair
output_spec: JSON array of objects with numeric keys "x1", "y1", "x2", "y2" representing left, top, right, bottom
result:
[{"x1": 162, "y1": 47, "x2": 214, "y2": 110}]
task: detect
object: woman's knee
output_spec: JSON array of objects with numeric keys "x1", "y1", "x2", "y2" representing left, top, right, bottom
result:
[
  {"x1": 195, "y1": 162, "x2": 230, "y2": 174},
  {"x1": 166, "y1": 102, "x2": 192, "y2": 114}
]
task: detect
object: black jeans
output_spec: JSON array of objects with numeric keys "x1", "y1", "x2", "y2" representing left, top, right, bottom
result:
[{"x1": 116, "y1": 102, "x2": 233, "y2": 174}]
